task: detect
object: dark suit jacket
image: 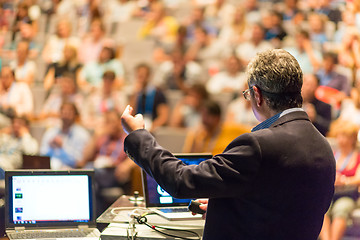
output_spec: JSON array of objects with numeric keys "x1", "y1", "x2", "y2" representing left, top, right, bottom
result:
[{"x1": 124, "y1": 111, "x2": 336, "y2": 240}]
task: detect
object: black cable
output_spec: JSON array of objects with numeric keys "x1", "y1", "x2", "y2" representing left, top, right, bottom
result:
[{"x1": 134, "y1": 215, "x2": 201, "y2": 240}]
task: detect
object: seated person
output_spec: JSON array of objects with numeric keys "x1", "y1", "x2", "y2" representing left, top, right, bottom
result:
[
  {"x1": 285, "y1": 29, "x2": 322, "y2": 74},
  {"x1": 0, "y1": 114, "x2": 39, "y2": 179},
  {"x1": 82, "y1": 71, "x2": 127, "y2": 133},
  {"x1": 339, "y1": 76, "x2": 360, "y2": 126},
  {"x1": 138, "y1": 2, "x2": 179, "y2": 47},
  {"x1": 41, "y1": 19, "x2": 80, "y2": 64},
  {"x1": 79, "y1": 46, "x2": 124, "y2": 92},
  {"x1": 302, "y1": 74, "x2": 332, "y2": 136},
  {"x1": 170, "y1": 83, "x2": 209, "y2": 129},
  {"x1": 43, "y1": 44, "x2": 82, "y2": 92},
  {"x1": 40, "y1": 102, "x2": 91, "y2": 170},
  {"x1": 319, "y1": 120, "x2": 360, "y2": 240},
  {"x1": 154, "y1": 48, "x2": 204, "y2": 92},
  {"x1": 316, "y1": 52, "x2": 351, "y2": 108},
  {"x1": 9, "y1": 40, "x2": 36, "y2": 85},
  {"x1": 206, "y1": 54, "x2": 246, "y2": 95},
  {"x1": 129, "y1": 63, "x2": 169, "y2": 132},
  {"x1": 39, "y1": 72, "x2": 84, "y2": 126},
  {"x1": 182, "y1": 99, "x2": 222, "y2": 154},
  {"x1": 78, "y1": 19, "x2": 115, "y2": 64},
  {"x1": 185, "y1": 26, "x2": 230, "y2": 77},
  {"x1": 0, "y1": 66, "x2": 34, "y2": 118},
  {"x1": 235, "y1": 23, "x2": 273, "y2": 66}
]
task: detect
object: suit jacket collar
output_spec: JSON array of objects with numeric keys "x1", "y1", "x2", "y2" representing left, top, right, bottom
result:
[{"x1": 271, "y1": 110, "x2": 310, "y2": 128}]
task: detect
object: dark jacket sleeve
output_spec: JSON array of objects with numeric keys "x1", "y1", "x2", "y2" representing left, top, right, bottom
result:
[{"x1": 124, "y1": 129, "x2": 262, "y2": 199}]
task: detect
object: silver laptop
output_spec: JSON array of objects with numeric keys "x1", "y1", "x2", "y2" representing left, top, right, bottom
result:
[
  {"x1": 5, "y1": 170, "x2": 100, "y2": 240},
  {"x1": 142, "y1": 153, "x2": 212, "y2": 221}
]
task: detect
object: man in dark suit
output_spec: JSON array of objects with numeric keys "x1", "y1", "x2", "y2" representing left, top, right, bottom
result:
[{"x1": 121, "y1": 49, "x2": 336, "y2": 239}]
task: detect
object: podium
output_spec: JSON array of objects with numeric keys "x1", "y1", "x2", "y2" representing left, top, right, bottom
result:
[{"x1": 97, "y1": 195, "x2": 205, "y2": 239}]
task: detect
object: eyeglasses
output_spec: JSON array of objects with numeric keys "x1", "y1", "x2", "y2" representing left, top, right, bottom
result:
[{"x1": 242, "y1": 87, "x2": 252, "y2": 101}]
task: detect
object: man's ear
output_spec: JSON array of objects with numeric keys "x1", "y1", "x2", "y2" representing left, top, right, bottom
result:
[{"x1": 252, "y1": 86, "x2": 263, "y2": 107}]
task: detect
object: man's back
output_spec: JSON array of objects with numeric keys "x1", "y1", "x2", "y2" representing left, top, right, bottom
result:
[{"x1": 202, "y1": 111, "x2": 335, "y2": 239}]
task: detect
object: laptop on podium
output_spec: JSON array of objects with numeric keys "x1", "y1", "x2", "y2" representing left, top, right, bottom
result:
[
  {"x1": 142, "y1": 153, "x2": 212, "y2": 221},
  {"x1": 5, "y1": 170, "x2": 100, "y2": 240}
]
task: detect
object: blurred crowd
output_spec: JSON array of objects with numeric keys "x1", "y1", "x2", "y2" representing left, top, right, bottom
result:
[{"x1": 1, "y1": 0, "x2": 360, "y2": 231}]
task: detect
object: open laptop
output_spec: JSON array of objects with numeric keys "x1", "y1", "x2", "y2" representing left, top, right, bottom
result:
[
  {"x1": 142, "y1": 153, "x2": 212, "y2": 221},
  {"x1": 5, "y1": 170, "x2": 100, "y2": 240},
  {"x1": 22, "y1": 155, "x2": 51, "y2": 169}
]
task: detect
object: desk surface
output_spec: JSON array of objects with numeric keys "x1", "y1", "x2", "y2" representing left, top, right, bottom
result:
[{"x1": 98, "y1": 195, "x2": 205, "y2": 240}]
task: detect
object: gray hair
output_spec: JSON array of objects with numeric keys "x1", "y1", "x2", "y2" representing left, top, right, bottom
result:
[{"x1": 246, "y1": 49, "x2": 303, "y2": 111}]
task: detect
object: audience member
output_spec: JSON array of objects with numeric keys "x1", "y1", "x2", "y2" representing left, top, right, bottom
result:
[
  {"x1": 9, "y1": 40, "x2": 36, "y2": 85},
  {"x1": 138, "y1": 2, "x2": 178, "y2": 48},
  {"x1": 129, "y1": 63, "x2": 169, "y2": 132},
  {"x1": 206, "y1": 54, "x2": 246, "y2": 95},
  {"x1": 320, "y1": 120, "x2": 360, "y2": 240},
  {"x1": 217, "y1": 5, "x2": 249, "y2": 48},
  {"x1": 17, "y1": 22, "x2": 40, "y2": 59},
  {"x1": 40, "y1": 102, "x2": 91, "y2": 170},
  {"x1": 333, "y1": 9, "x2": 356, "y2": 44},
  {"x1": 337, "y1": 28, "x2": 360, "y2": 83},
  {"x1": 41, "y1": 19, "x2": 80, "y2": 64},
  {"x1": 285, "y1": 29, "x2": 322, "y2": 74},
  {"x1": 78, "y1": 19, "x2": 115, "y2": 64},
  {"x1": 302, "y1": 74, "x2": 332, "y2": 136},
  {"x1": 11, "y1": 2, "x2": 32, "y2": 43},
  {"x1": 154, "y1": 48, "x2": 204, "y2": 92},
  {"x1": 0, "y1": 3, "x2": 9, "y2": 34},
  {"x1": 0, "y1": 115, "x2": 39, "y2": 179},
  {"x1": 43, "y1": 44, "x2": 82, "y2": 91},
  {"x1": 243, "y1": 0, "x2": 262, "y2": 24},
  {"x1": 281, "y1": 0, "x2": 302, "y2": 23},
  {"x1": 82, "y1": 70, "x2": 127, "y2": 132},
  {"x1": 105, "y1": 0, "x2": 136, "y2": 35},
  {"x1": 235, "y1": 23, "x2": 273, "y2": 66},
  {"x1": 185, "y1": 26, "x2": 230, "y2": 76},
  {"x1": 132, "y1": 0, "x2": 158, "y2": 19},
  {"x1": 263, "y1": 10, "x2": 287, "y2": 48},
  {"x1": 0, "y1": 66, "x2": 34, "y2": 117},
  {"x1": 308, "y1": 12, "x2": 328, "y2": 49},
  {"x1": 40, "y1": 73, "x2": 84, "y2": 125},
  {"x1": 183, "y1": 6, "x2": 218, "y2": 42},
  {"x1": 338, "y1": 77, "x2": 360, "y2": 126},
  {"x1": 1, "y1": 21, "x2": 40, "y2": 60},
  {"x1": 79, "y1": 46, "x2": 124, "y2": 92},
  {"x1": 311, "y1": 0, "x2": 342, "y2": 25},
  {"x1": 203, "y1": 0, "x2": 234, "y2": 31},
  {"x1": 170, "y1": 83, "x2": 209, "y2": 129},
  {"x1": 316, "y1": 52, "x2": 351, "y2": 108},
  {"x1": 75, "y1": 0, "x2": 103, "y2": 36},
  {"x1": 182, "y1": 99, "x2": 222, "y2": 153}
]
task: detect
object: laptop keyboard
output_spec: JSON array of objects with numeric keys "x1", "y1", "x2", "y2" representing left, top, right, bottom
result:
[
  {"x1": 9, "y1": 229, "x2": 98, "y2": 239},
  {"x1": 158, "y1": 207, "x2": 189, "y2": 213}
]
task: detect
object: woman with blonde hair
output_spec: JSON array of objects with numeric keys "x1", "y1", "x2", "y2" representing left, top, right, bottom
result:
[
  {"x1": 320, "y1": 119, "x2": 360, "y2": 240},
  {"x1": 41, "y1": 19, "x2": 80, "y2": 64},
  {"x1": 43, "y1": 44, "x2": 82, "y2": 92}
]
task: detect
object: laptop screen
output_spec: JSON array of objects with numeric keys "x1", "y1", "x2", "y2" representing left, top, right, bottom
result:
[
  {"x1": 143, "y1": 154, "x2": 212, "y2": 208},
  {"x1": 5, "y1": 170, "x2": 96, "y2": 229}
]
